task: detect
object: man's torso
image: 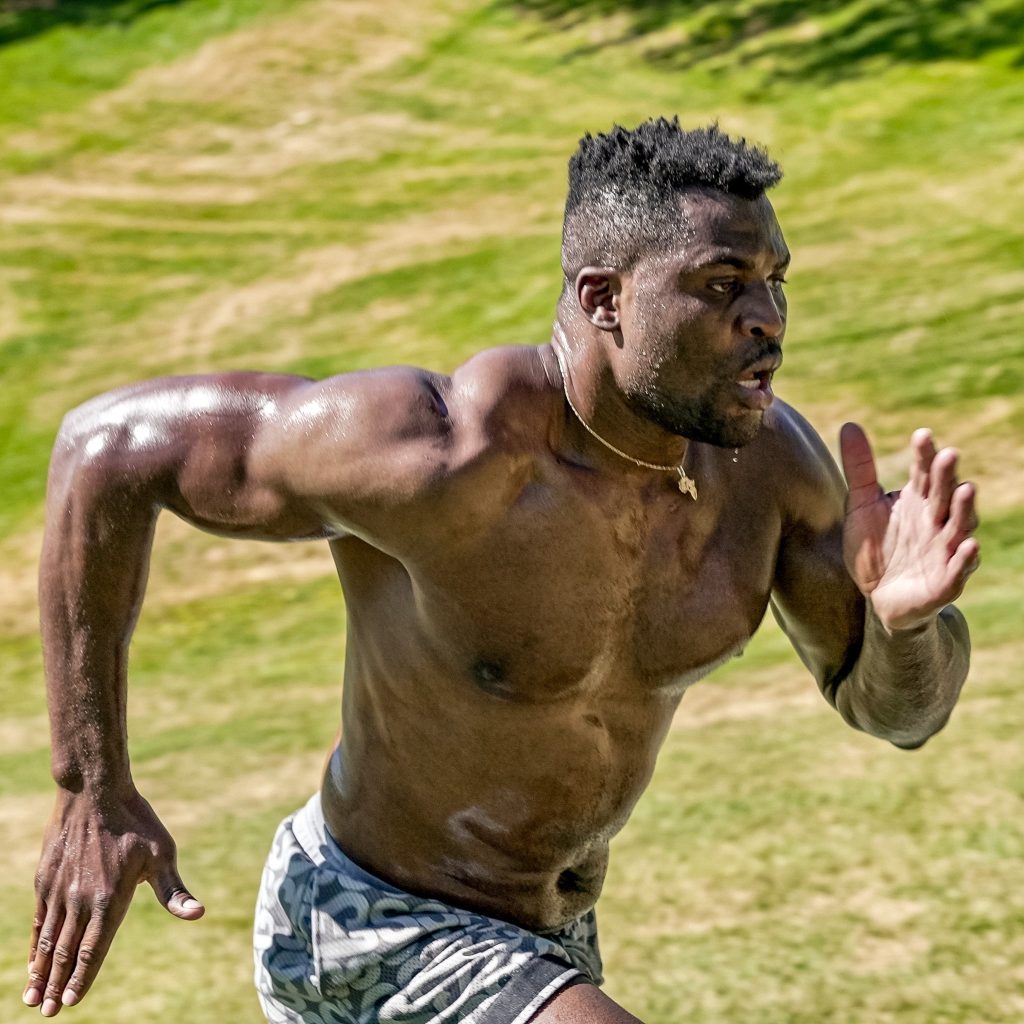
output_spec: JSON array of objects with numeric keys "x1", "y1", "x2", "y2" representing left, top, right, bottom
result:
[{"x1": 319, "y1": 344, "x2": 807, "y2": 931}]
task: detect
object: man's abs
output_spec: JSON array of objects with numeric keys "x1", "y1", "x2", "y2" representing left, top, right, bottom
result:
[{"x1": 317, "y1": 665, "x2": 681, "y2": 933}]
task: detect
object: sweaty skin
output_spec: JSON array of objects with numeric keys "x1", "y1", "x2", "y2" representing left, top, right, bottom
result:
[{"x1": 26, "y1": 191, "x2": 978, "y2": 1019}]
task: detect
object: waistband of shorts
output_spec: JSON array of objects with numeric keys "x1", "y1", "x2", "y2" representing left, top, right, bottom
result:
[
  {"x1": 291, "y1": 792, "x2": 597, "y2": 940},
  {"x1": 290, "y1": 791, "x2": 409, "y2": 895}
]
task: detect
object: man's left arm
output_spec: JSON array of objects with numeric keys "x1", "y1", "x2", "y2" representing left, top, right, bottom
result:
[{"x1": 769, "y1": 411, "x2": 979, "y2": 749}]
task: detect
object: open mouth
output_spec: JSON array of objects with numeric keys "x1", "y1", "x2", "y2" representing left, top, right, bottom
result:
[
  {"x1": 734, "y1": 357, "x2": 780, "y2": 409},
  {"x1": 737, "y1": 370, "x2": 773, "y2": 392}
]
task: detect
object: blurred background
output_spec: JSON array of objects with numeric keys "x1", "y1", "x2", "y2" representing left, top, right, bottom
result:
[{"x1": 1, "y1": 1, "x2": 1022, "y2": 1021}]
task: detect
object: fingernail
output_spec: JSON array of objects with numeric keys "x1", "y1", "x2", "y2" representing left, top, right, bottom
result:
[
  {"x1": 41, "y1": 998, "x2": 59, "y2": 1017},
  {"x1": 22, "y1": 988, "x2": 41, "y2": 1007},
  {"x1": 62, "y1": 990, "x2": 79, "y2": 1007},
  {"x1": 182, "y1": 898, "x2": 201, "y2": 911}
]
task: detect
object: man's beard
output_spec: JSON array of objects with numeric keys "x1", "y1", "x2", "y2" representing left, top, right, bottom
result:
[
  {"x1": 624, "y1": 337, "x2": 782, "y2": 447},
  {"x1": 626, "y1": 379, "x2": 765, "y2": 448}
]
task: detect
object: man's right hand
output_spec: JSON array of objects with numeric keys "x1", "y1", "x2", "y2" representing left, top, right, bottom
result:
[{"x1": 24, "y1": 788, "x2": 204, "y2": 1017}]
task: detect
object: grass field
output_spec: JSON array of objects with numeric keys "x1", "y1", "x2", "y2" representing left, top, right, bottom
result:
[{"x1": 1, "y1": 1, "x2": 1023, "y2": 1021}]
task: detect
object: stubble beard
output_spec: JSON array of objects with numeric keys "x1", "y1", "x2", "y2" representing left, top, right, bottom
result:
[{"x1": 626, "y1": 380, "x2": 765, "y2": 448}]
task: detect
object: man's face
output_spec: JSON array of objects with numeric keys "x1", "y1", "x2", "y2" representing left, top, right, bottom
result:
[{"x1": 614, "y1": 189, "x2": 790, "y2": 448}]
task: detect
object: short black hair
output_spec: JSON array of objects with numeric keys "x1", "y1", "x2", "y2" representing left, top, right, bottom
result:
[{"x1": 561, "y1": 118, "x2": 782, "y2": 283}]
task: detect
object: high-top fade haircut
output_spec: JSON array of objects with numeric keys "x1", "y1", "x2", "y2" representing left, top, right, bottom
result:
[{"x1": 561, "y1": 118, "x2": 782, "y2": 289}]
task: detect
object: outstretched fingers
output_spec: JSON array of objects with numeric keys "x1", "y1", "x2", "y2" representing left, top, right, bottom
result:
[
  {"x1": 928, "y1": 445, "x2": 961, "y2": 524},
  {"x1": 942, "y1": 481, "x2": 979, "y2": 550},
  {"x1": 910, "y1": 428, "x2": 937, "y2": 497},
  {"x1": 24, "y1": 898, "x2": 46, "y2": 1008},
  {"x1": 944, "y1": 536, "x2": 981, "y2": 599},
  {"x1": 26, "y1": 794, "x2": 199, "y2": 1014},
  {"x1": 59, "y1": 912, "x2": 123, "y2": 1010},
  {"x1": 26, "y1": 895, "x2": 45, "y2": 991},
  {"x1": 24, "y1": 903, "x2": 64, "y2": 1013},
  {"x1": 26, "y1": 865, "x2": 193, "y2": 1015},
  {"x1": 840, "y1": 422, "x2": 882, "y2": 511},
  {"x1": 26, "y1": 887, "x2": 138, "y2": 1015},
  {"x1": 37, "y1": 910, "x2": 87, "y2": 1016}
]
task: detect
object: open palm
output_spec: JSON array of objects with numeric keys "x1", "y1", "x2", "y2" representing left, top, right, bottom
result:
[{"x1": 840, "y1": 423, "x2": 980, "y2": 632}]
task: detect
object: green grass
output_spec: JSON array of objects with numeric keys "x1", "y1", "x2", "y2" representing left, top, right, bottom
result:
[{"x1": 1, "y1": 0, "x2": 1022, "y2": 1021}]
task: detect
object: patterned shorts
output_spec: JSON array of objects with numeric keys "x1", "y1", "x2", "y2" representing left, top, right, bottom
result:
[{"x1": 253, "y1": 794, "x2": 603, "y2": 1023}]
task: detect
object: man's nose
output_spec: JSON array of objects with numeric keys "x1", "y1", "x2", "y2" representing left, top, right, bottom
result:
[{"x1": 738, "y1": 283, "x2": 784, "y2": 338}]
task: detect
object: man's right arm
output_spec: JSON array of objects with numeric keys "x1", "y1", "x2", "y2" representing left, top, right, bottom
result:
[{"x1": 27, "y1": 368, "x2": 455, "y2": 1016}]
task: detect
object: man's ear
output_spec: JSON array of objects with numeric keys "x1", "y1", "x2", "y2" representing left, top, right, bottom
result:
[{"x1": 575, "y1": 267, "x2": 622, "y2": 331}]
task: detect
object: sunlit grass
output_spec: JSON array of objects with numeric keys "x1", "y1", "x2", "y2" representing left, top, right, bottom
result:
[{"x1": 1, "y1": 0, "x2": 1021, "y2": 1021}]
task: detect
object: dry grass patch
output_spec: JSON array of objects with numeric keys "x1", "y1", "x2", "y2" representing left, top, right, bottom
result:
[
  {"x1": 0, "y1": 754, "x2": 329, "y2": 904},
  {"x1": 0, "y1": 273, "x2": 23, "y2": 344},
  {"x1": 97, "y1": 0, "x2": 454, "y2": 114},
  {"x1": 15, "y1": 0, "x2": 466, "y2": 192},
  {"x1": 847, "y1": 932, "x2": 931, "y2": 975},
  {"x1": 155, "y1": 194, "x2": 553, "y2": 364},
  {"x1": 0, "y1": 792, "x2": 50, "y2": 881},
  {"x1": 674, "y1": 664, "x2": 821, "y2": 729},
  {"x1": 0, "y1": 527, "x2": 42, "y2": 636},
  {"x1": 143, "y1": 514, "x2": 336, "y2": 606},
  {"x1": 0, "y1": 713, "x2": 48, "y2": 758},
  {"x1": 963, "y1": 640, "x2": 1023, "y2": 687},
  {"x1": 0, "y1": 515, "x2": 337, "y2": 637},
  {"x1": 26, "y1": 191, "x2": 556, "y2": 416},
  {"x1": 145, "y1": 751, "x2": 327, "y2": 835},
  {"x1": 4, "y1": 176, "x2": 262, "y2": 207},
  {"x1": 129, "y1": 681, "x2": 339, "y2": 737}
]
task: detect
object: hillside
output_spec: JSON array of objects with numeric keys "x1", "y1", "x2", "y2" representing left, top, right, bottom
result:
[{"x1": 1, "y1": 2, "x2": 1022, "y2": 1021}]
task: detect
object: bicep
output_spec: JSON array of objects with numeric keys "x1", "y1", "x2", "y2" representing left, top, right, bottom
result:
[
  {"x1": 59, "y1": 368, "x2": 452, "y2": 545},
  {"x1": 769, "y1": 407, "x2": 865, "y2": 707},
  {"x1": 246, "y1": 366, "x2": 454, "y2": 543},
  {"x1": 771, "y1": 521, "x2": 864, "y2": 707}
]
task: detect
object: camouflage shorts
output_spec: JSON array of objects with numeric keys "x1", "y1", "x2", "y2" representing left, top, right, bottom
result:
[{"x1": 253, "y1": 794, "x2": 603, "y2": 1023}]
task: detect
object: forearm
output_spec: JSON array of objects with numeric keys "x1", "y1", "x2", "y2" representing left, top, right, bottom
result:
[
  {"x1": 40, "y1": 439, "x2": 159, "y2": 796},
  {"x1": 835, "y1": 602, "x2": 970, "y2": 749}
]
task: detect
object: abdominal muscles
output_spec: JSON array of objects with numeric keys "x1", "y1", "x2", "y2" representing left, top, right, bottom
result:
[
  {"x1": 320, "y1": 516, "x2": 762, "y2": 931},
  {"x1": 322, "y1": 663, "x2": 680, "y2": 931}
]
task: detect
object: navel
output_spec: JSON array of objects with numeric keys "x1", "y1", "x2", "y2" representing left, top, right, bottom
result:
[
  {"x1": 471, "y1": 658, "x2": 515, "y2": 699},
  {"x1": 556, "y1": 867, "x2": 590, "y2": 894}
]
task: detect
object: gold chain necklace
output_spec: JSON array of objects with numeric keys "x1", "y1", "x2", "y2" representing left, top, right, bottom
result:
[{"x1": 553, "y1": 345, "x2": 698, "y2": 500}]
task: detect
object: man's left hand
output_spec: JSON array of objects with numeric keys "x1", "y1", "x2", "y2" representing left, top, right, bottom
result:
[{"x1": 839, "y1": 422, "x2": 980, "y2": 632}]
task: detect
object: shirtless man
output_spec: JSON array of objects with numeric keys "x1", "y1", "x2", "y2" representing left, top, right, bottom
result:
[{"x1": 25, "y1": 120, "x2": 978, "y2": 1023}]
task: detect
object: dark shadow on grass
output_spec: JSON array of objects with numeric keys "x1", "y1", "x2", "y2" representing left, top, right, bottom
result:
[
  {"x1": 0, "y1": 0, "x2": 189, "y2": 48},
  {"x1": 502, "y1": 0, "x2": 1024, "y2": 82}
]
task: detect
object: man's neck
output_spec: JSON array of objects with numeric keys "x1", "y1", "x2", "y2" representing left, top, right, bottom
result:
[{"x1": 549, "y1": 319, "x2": 690, "y2": 476}]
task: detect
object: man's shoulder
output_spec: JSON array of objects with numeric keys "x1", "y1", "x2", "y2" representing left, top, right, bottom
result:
[
  {"x1": 445, "y1": 344, "x2": 559, "y2": 450},
  {"x1": 756, "y1": 397, "x2": 846, "y2": 527},
  {"x1": 314, "y1": 344, "x2": 553, "y2": 447},
  {"x1": 759, "y1": 397, "x2": 829, "y2": 463},
  {"x1": 286, "y1": 344, "x2": 553, "y2": 483}
]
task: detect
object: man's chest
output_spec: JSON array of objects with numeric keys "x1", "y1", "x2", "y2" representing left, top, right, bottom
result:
[{"x1": 401, "y1": 464, "x2": 783, "y2": 700}]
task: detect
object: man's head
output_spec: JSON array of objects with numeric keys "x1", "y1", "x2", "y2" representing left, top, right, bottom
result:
[{"x1": 560, "y1": 119, "x2": 790, "y2": 448}]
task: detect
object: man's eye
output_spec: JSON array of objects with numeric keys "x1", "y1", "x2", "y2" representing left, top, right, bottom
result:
[
  {"x1": 770, "y1": 276, "x2": 788, "y2": 287},
  {"x1": 708, "y1": 280, "x2": 737, "y2": 294}
]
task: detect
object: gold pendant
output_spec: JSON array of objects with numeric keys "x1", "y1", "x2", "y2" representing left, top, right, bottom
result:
[{"x1": 677, "y1": 471, "x2": 697, "y2": 500}]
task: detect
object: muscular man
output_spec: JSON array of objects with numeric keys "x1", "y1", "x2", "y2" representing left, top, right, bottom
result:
[{"x1": 25, "y1": 120, "x2": 978, "y2": 1022}]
